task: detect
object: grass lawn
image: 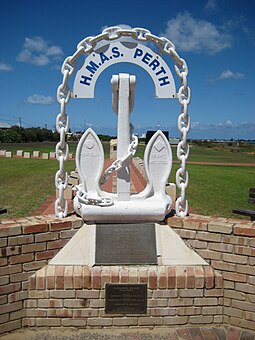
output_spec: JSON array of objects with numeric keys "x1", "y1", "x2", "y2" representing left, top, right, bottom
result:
[
  {"x1": 0, "y1": 141, "x2": 111, "y2": 160},
  {"x1": 0, "y1": 158, "x2": 74, "y2": 218},
  {"x1": 1, "y1": 141, "x2": 254, "y2": 164},
  {"x1": 0, "y1": 142, "x2": 78, "y2": 155},
  {"x1": 187, "y1": 165, "x2": 255, "y2": 217},
  {"x1": 0, "y1": 142, "x2": 254, "y2": 219},
  {"x1": 188, "y1": 146, "x2": 255, "y2": 164}
]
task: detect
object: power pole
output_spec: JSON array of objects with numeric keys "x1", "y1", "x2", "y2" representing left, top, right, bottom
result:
[{"x1": 18, "y1": 117, "x2": 22, "y2": 128}]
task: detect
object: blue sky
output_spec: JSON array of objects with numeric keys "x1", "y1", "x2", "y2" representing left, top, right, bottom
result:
[{"x1": 0, "y1": 0, "x2": 255, "y2": 139}]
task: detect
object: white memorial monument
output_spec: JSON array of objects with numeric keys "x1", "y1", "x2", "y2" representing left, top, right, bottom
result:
[
  {"x1": 52, "y1": 26, "x2": 205, "y2": 269},
  {"x1": 55, "y1": 26, "x2": 190, "y2": 220}
]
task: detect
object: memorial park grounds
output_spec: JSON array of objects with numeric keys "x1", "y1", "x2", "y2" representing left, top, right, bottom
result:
[{"x1": 0, "y1": 141, "x2": 254, "y2": 219}]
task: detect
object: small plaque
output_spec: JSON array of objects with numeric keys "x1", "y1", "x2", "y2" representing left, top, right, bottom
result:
[
  {"x1": 95, "y1": 223, "x2": 157, "y2": 265},
  {"x1": 105, "y1": 284, "x2": 147, "y2": 314}
]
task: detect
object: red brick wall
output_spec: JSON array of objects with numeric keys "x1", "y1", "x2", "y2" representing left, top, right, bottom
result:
[
  {"x1": 166, "y1": 215, "x2": 255, "y2": 331},
  {"x1": 0, "y1": 213, "x2": 254, "y2": 334},
  {"x1": 27, "y1": 264, "x2": 223, "y2": 328},
  {"x1": 0, "y1": 215, "x2": 83, "y2": 334}
]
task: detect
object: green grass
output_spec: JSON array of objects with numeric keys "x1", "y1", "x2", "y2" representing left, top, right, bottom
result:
[
  {"x1": 124, "y1": 143, "x2": 255, "y2": 164},
  {"x1": 167, "y1": 163, "x2": 254, "y2": 218},
  {"x1": 0, "y1": 158, "x2": 74, "y2": 218},
  {"x1": 0, "y1": 142, "x2": 78, "y2": 155},
  {"x1": 188, "y1": 146, "x2": 255, "y2": 164},
  {"x1": 1, "y1": 141, "x2": 254, "y2": 164},
  {"x1": 186, "y1": 165, "x2": 255, "y2": 218},
  {"x1": 0, "y1": 141, "x2": 111, "y2": 160},
  {"x1": 0, "y1": 142, "x2": 254, "y2": 219}
]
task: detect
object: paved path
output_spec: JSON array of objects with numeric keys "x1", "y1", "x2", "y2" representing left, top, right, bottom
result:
[
  {"x1": 183, "y1": 161, "x2": 255, "y2": 167},
  {"x1": 1, "y1": 325, "x2": 255, "y2": 339}
]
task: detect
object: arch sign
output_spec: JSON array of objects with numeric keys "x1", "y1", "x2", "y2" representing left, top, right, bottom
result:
[{"x1": 73, "y1": 40, "x2": 176, "y2": 98}]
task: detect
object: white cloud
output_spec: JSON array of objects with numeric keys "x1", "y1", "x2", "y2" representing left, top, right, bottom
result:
[
  {"x1": 224, "y1": 120, "x2": 234, "y2": 128},
  {"x1": 162, "y1": 12, "x2": 232, "y2": 54},
  {"x1": 17, "y1": 37, "x2": 63, "y2": 66},
  {"x1": 0, "y1": 62, "x2": 13, "y2": 71},
  {"x1": 18, "y1": 49, "x2": 49, "y2": 66},
  {"x1": 47, "y1": 46, "x2": 63, "y2": 56},
  {"x1": 24, "y1": 36, "x2": 47, "y2": 52},
  {"x1": 190, "y1": 120, "x2": 255, "y2": 139},
  {"x1": 26, "y1": 94, "x2": 54, "y2": 105},
  {"x1": 191, "y1": 121, "x2": 200, "y2": 128},
  {"x1": 204, "y1": 0, "x2": 217, "y2": 12},
  {"x1": 219, "y1": 70, "x2": 245, "y2": 80},
  {"x1": 101, "y1": 24, "x2": 132, "y2": 32},
  {"x1": 192, "y1": 120, "x2": 255, "y2": 131},
  {"x1": 116, "y1": 24, "x2": 132, "y2": 30}
]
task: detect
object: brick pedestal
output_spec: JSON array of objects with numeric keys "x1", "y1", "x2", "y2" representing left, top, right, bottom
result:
[
  {"x1": 1, "y1": 213, "x2": 254, "y2": 335},
  {"x1": 27, "y1": 264, "x2": 223, "y2": 328}
]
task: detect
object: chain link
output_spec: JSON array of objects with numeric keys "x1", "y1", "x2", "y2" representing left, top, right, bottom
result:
[
  {"x1": 100, "y1": 133, "x2": 138, "y2": 185},
  {"x1": 55, "y1": 26, "x2": 190, "y2": 218},
  {"x1": 75, "y1": 187, "x2": 113, "y2": 207}
]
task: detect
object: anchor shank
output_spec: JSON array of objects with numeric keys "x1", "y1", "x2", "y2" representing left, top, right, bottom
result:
[{"x1": 113, "y1": 73, "x2": 135, "y2": 201}]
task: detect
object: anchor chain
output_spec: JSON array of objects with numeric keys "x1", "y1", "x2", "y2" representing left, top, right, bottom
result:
[
  {"x1": 55, "y1": 67, "x2": 71, "y2": 218},
  {"x1": 75, "y1": 187, "x2": 113, "y2": 207},
  {"x1": 100, "y1": 132, "x2": 138, "y2": 185},
  {"x1": 55, "y1": 26, "x2": 190, "y2": 218}
]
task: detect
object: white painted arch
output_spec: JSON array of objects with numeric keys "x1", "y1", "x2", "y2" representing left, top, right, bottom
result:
[{"x1": 73, "y1": 40, "x2": 176, "y2": 99}]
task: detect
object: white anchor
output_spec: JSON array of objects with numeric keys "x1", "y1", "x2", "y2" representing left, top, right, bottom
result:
[{"x1": 73, "y1": 73, "x2": 173, "y2": 223}]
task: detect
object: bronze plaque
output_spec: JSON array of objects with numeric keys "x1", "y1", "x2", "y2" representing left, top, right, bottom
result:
[
  {"x1": 105, "y1": 284, "x2": 147, "y2": 314},
  {"x1": 95, "y1": 223, "x2": 157, "y2": 265}
]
